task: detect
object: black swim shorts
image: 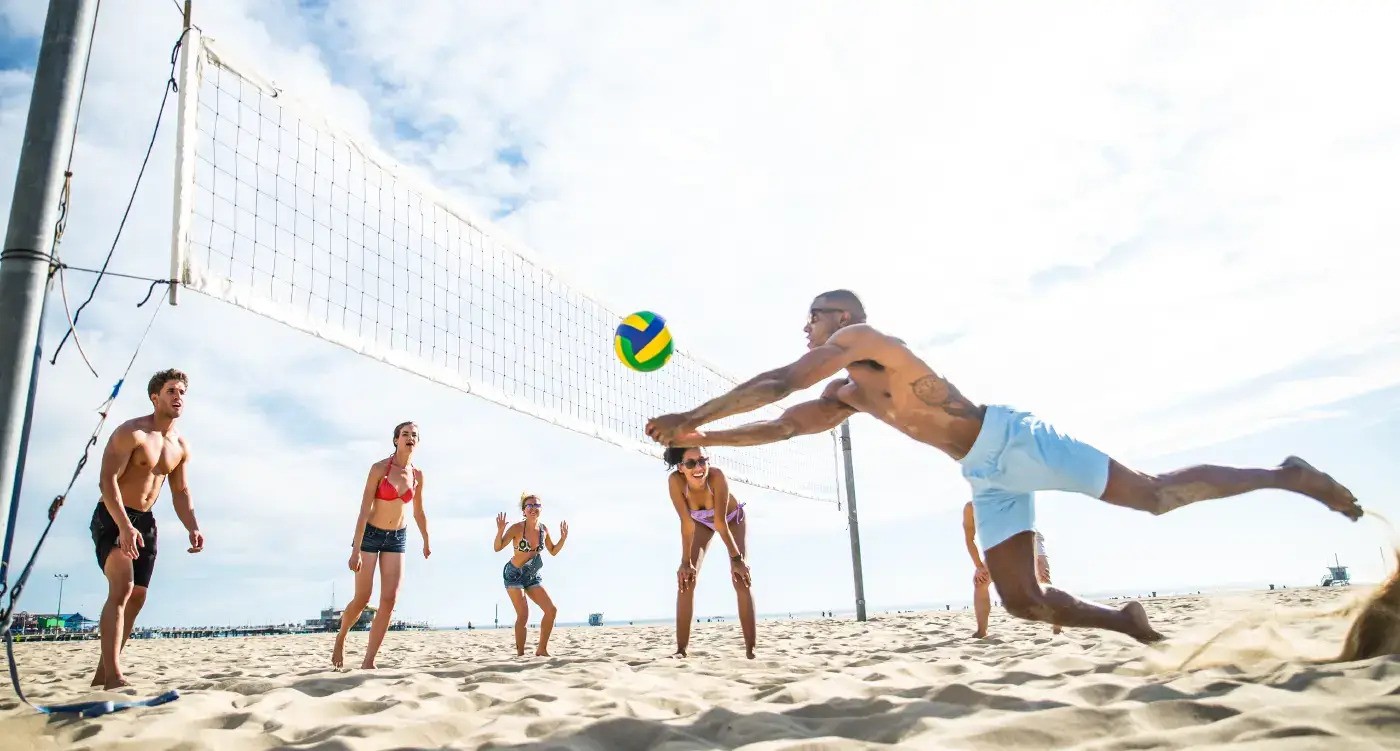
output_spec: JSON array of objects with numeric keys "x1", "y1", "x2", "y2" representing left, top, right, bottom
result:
[{"x1": 90, "y1": 502, "x2": 159, "y2": 588}]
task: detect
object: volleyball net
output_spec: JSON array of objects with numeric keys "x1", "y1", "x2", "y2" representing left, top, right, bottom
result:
[{"x1": 169, "y1": 32, "x2": 841, "y2": 503}]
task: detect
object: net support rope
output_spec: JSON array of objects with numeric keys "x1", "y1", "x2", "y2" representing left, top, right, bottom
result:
[{"x1": 0, "y1": 20, "x2": 186, "y2": 718}]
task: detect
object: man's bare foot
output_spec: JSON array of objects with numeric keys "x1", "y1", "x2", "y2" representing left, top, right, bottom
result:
[
  {"x1": 103, "y1": 675, "x2": 132, "y2": 690},
  {"x1": 1283, "y1": 456, "x2": 1363, "y2": 521},
  {"x1": 745, "y1": 649, "x2": 755, "y2": 660},
  {"x1": 535, "y1": 648, "x2": 550, "y2": 657},
  {"x1": 1122, "y1": 601, "x2": 1164, "y2": 644},
  {"x1": 669, "y1": 649, "x2": 687, "y2": 659},
  {"x1": 331, "y1": 642, "x2": 345, "y2": 669},
  {"x1": 1052, "y1": 625, "x2": 1063, "y2": 635},
  {"x1": 360, "y1": 660, "x2": 377, "y2": 670},
  {"x1": 971, "y1": 629, "x2": 988, "y2": 639}
]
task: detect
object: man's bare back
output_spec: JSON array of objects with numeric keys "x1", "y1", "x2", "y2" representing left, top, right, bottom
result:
[{"x1": 823, "y1": 328, "x2": 986, "y2": 461}]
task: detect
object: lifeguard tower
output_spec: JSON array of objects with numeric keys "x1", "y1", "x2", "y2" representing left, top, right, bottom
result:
[{"x1": 1321, "y1": 554, "x2": 1351, "y2": 587}]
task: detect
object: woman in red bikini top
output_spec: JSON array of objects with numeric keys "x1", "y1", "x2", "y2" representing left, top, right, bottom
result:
[{"x1": 332, "y1": 421, "x2": 432, "y2": 670}]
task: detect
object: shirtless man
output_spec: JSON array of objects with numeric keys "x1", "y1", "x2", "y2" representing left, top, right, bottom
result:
[
  {"x1": 88, "y1": 368, "x2": 204, "y2": 688},
  {"x1": 644, "y1": 289, "x2": 1363, "y2": 644},
  {"x1": 962, "y1": 501, "x2": 1059, "y2": 638}
]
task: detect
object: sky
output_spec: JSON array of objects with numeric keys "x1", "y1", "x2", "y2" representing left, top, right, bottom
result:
[{"x1": 1, "y1": 1, "x2": 1398, "y2": 635}]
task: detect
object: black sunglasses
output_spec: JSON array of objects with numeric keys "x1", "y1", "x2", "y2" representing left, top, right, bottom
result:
[{"x1": 681, "y1": 457, "x2": 709, "y2": 469}]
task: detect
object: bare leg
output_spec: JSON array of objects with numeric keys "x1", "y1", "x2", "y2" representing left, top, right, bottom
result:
[
  {"x1": 972, "y1": 573, "x2": 991, "y2": 638},
  {"x1": 1035, "y1": 555, "x2": 1062, "y2": 635},
  {"x1": 92, "y1": 586, "x2": 147, "y2": 686},
  {"x1": 332, "y1": 552, "x2": 378, "y2": 668},
  {"x1": 361, "y1": 552, "x2": 403, "y2": 669},
  {"x1": 1101, "y1": 456, "x2": 1362, "y2": 520},
  {"x1": 674, "y1": 525, "x2": 713, "y2": 657},
  {"x1": 507, "y1": 588, "x2": 529, "y2": 655},
  {"x1": 93, "y1": 553, "x2": 136, "y2": 689},
  {"x1": 524, "y1": 586, "x2": 558, "y2": 656},
  {"x1": 729, "y1": 520, "x2": 756, "y2": 659},
  {"x1": 986, "y1": 532, "x2": 1162, "y2": 644}
]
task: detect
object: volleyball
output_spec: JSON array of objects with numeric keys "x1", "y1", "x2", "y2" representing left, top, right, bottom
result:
[{"x1": 614, "y1": 311, "x2": 674, "y2": 372}]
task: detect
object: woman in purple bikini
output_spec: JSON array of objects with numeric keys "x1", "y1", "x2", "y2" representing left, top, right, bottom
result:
[{"x1": 665, "y1": 446, "x2": 756, "y2": 659}]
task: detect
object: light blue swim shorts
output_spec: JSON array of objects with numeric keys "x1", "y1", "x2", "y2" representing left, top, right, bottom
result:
[{"x1": 959, "y1": 405, "x2": 1111, "y2": 551}]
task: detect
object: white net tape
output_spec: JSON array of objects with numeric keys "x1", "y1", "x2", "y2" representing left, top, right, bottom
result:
[{"x1": 174, "y1": 36, "x2": 840, "y2": 502}]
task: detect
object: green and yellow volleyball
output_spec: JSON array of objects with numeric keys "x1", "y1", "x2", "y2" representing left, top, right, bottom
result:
[{"x1": 614, "y1": 311, "x2": 674, "y2": 372}]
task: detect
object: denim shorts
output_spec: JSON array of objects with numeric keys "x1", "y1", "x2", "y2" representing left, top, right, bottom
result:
[
  {"x1": 360, "y1": 523, "x2": 407, "y2": 554},
  {"x1": 503, "y1": 553, "x2": 543, "y2": 589}
]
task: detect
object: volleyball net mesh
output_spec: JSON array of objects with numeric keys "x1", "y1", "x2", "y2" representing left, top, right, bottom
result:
[{"x1": 171, "y1": 34, "x2": 840, "y2": 503}]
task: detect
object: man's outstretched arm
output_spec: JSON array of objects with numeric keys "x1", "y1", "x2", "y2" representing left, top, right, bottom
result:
[
  {"x1": 647, "y1": 326, "x2": 876, "y2": 441},
  {"x1": 674, "y1": 382, "x2": 857, "y2": 448}
]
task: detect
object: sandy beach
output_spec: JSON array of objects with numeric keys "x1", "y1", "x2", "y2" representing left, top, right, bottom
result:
[{"x1": 2, "y1": 586, "x2": 1398, "y2": 750}]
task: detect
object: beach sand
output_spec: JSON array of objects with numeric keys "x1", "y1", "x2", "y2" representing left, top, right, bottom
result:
[{"x1": 3, "y1": 586, "x2": 1398, "y2": 750}]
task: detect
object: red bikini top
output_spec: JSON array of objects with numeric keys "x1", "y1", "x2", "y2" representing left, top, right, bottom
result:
[{"x1": 376, "y1": 459, "x2": 415, "y2": 503}]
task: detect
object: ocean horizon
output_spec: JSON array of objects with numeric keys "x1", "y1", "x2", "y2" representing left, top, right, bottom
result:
[{"x1": 443, "y1": 576, "x2": 1347, "y2": 632}]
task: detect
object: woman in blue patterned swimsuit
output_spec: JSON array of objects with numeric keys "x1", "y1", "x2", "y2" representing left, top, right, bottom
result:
[
  {"x1": 666, "y1": 446, "x2": 756, "y2": 659},
  {"x1": 494, "y1": 492, "x2": 568, "y2": 656}
]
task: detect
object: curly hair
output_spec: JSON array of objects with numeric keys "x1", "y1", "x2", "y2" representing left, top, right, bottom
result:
[
  {"x1": 147, "y1": 368, "x2": 188, "y2": 397},
  {"x1": 663, "y1": 446, "x2": 710, "y2": 470}
]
